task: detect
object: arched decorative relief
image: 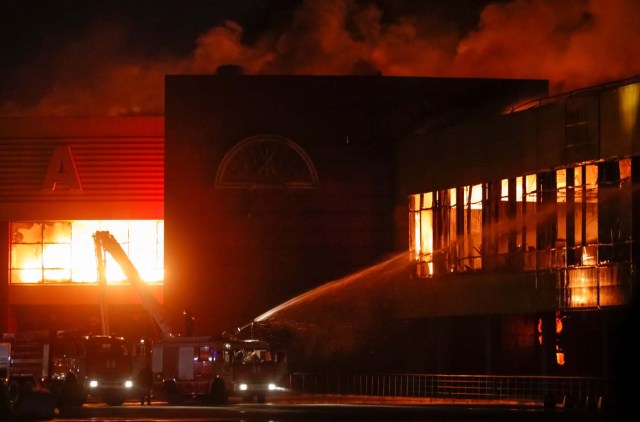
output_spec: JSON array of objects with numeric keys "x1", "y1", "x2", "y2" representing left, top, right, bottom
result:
[{"x1": 215, "y1": 135, "x2": 319, "y2": 189}]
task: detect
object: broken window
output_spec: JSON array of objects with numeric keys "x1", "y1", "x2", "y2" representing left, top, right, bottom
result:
[
  {"x1": 10, "y1": 220, "x2": 164, "y2": 285},
  {"x1": 408, "y1": 157, "x2": 633, "y2": 307}
]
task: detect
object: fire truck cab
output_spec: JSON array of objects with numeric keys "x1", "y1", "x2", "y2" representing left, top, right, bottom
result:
[{"x1": 151, "y1": 336, "x2": 287, "y2": 404}]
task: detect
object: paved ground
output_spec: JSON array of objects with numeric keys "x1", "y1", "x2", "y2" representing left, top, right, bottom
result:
[{"x1": 5, "y1": 390, "x2": 618, "y2": 422}]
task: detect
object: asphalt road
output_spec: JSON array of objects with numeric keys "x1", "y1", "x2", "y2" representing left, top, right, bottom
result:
[{"x1": 8, "y1": 393, "x2": 617, "y2": 422}]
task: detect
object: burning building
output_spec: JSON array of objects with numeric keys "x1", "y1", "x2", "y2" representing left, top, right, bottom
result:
[
  {"x1": 0, "y1": 117, "x2": 165, "y2": 338},
  {"x1": 394, "y1": 76, "x2": 640, "y2": 377},
  {"x1": 227, "y1": 74, "x2": 639, "y2": 379},
  {"x1": 0, "y1": 71, "x2": 637, "y2": 382}
]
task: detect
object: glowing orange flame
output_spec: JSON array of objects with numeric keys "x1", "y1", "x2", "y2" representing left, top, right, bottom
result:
[{"x1": 11, "y1": 220, "x2": 163, "y2": 285}]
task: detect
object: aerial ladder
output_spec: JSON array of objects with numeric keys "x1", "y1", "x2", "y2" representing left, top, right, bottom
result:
[
  {"x1": 93, "y1": 231, "x2": 175, "y2": 339},
  {"x1": 92, "y1": 231, "x2": 287, "y2": 404}
]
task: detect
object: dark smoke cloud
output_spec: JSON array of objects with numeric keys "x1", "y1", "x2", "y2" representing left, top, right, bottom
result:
[{"x1": 1, "y1": 0, "x2": 638, "y2": 116}]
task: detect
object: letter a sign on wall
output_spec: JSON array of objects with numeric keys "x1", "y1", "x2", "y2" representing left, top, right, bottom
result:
[{"x1": 42, "y1": 145, "x2": 82, "y2": 190}]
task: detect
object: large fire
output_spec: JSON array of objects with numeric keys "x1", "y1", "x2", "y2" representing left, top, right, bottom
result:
[
  {"x1": 1, "y1": 0, "x2": 639, "y2": 116},
  {"x1": 11, "y1": 220, "x2": 164, "y2": 285}
]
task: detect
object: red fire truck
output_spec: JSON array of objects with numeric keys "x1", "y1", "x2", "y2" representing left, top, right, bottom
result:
[
  {"x1": 150, "y1": 335, "x2": 287, "y2": 404},
  {"x1": 2, "y1": 330, "x2": 137, "y2": 407},
  {"x1": 92, "y1": 231, "x2": 288, "y2": 404}
]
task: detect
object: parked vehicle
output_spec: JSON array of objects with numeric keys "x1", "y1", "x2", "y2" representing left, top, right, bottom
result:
[
  {"x1": 151, "y1": 335, "x2": 286, "y2": 404},
  {"x1": 2, "y1": 330, "x2": 136, "y2": 407}
]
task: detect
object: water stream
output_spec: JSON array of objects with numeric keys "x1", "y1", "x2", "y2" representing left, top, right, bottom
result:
[{"x1": 238, "y1": 252, "x2": 414, "y2": 371}]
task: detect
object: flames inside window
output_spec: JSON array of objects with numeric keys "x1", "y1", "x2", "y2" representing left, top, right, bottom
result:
[
  {"x1": 10, "y1": 220, "x2": 164, "y2": 285},
  {"x1": 408, "y1": 157, "x2": 633, "y2": 308}
]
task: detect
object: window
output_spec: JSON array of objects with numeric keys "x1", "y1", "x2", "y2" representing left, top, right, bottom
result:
[
  {"x1": 461, "y1": 184, "x2": 484, "y2": 271},
  {"x1": 408, "y1": 157, "x2": 636, "y2": 310},
  {"x1": 409, "y1": 158, "x2": 632, "y2": 279},
  {"x1": 10, "y1": 220, "x2": 164, "y2": 285},
  {"x1": 409, "y1": 193, "x2": 433, "y2": 277},
  {"x1": 409, "y1": 185, "x2": 484, "y2": 276}
]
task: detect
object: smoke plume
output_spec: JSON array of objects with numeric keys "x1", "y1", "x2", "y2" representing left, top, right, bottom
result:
[{"x1": 1, "y1": 0, "x2": 639, "y2": 116}]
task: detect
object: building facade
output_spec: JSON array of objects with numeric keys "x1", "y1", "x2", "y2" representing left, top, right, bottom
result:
[
  {"x1": 394, "y1": 77, "x2": 639, "y2": 377},
  {"x1": 0, "y1": 116, "x2": 164, "y2": 339},
  {"x1": 164, "y1": 73, "x2": 547, "y2": 345},
  {"x1": 6, "y1": 73, "x2": 631, "y2": 380}
]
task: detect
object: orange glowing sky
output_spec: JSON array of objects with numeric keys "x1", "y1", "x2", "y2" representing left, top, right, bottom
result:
[{"x1": 1, "y1": 0, "x2": 639, "y2": 117}]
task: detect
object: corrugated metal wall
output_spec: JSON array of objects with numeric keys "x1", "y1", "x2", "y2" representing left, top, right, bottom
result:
[{"x1": 0, "y1": 116, "x2": 164, "y2": 219}]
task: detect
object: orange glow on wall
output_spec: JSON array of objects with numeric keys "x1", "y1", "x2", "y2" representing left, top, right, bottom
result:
[
  {"x1": 10, "y1": 220, "x2": 164, "y2": 285},
  {"x1": 555, "y1": 311, "x2": 563, "y2": 335},
  {"x1": 537, "y1": 318, "x2": 543, "y2": 345},
  {"x1": 555, "y1": 311, "x2": 566, "y2": 366}
]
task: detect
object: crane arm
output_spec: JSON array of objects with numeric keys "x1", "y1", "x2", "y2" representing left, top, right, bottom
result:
[{"x1": 93, "y1": 230, "x2": 175, "y2": 339}]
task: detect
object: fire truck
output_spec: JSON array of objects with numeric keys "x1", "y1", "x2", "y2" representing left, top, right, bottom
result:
[
  {"x1": 150, "y1": 335, "x2": 286, "y2": 404},
  {"x1": 2, "y1": 330, "x2": 136, "y2": 407},
  {"x1": 92, "y1": 231, "x2": 288, "y2": 404}
]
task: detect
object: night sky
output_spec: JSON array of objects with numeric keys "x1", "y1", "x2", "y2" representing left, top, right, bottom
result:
[{"x1": 1, "y1": 0, "x2": 639, "y2": 116}]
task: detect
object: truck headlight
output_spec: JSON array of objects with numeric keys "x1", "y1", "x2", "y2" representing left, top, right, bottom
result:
[
  {"x1": 88, "y1": 380, "x2": 99, "y2": 388},
  {"x1": 239, "y1": 383, "x2": 248, "y2": 391},
  {"x1": 268, "y1": 383, "x2": 276, "y2": 391},
  {"x1": 124, "y1": 380, "x2": 133, "y2": 388}
]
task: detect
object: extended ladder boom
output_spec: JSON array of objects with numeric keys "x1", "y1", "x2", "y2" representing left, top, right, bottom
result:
[{"x1": 93, "y1": 230, "x2": 175, "y2": 339}]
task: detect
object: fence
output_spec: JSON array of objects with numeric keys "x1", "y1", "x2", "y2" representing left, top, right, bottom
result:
[{"x1": 289, "y1": 373, "x2": 609, "y2": 406}]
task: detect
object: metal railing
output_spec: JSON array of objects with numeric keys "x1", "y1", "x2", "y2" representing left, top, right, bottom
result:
[{"x1": 289, "y1": 373, "x2": 609, "y2": 405}]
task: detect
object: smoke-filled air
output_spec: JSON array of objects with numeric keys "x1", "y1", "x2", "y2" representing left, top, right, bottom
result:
[
  {"x1": 2, "y1": 0, "x2": 639, "y2": 116},
  {"x1": 243, "y1": 253, "x2": 416, "y2": 372}
]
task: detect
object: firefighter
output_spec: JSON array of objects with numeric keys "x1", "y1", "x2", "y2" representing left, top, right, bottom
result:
[{"x1": 137, "y1": 366, "x2": 153, "y2": 405}]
